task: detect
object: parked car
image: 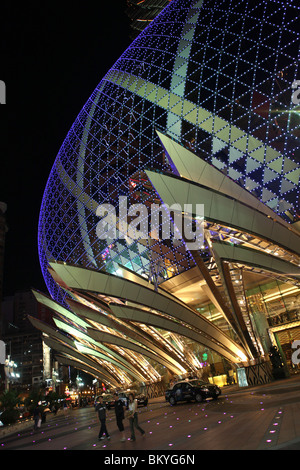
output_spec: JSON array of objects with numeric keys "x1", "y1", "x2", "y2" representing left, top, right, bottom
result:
[
  {"x1": 117, "y1": 390, "x2": 148, "y2": 407},
  {"x1": 94, "y1": 393, "x2": 115, "y2": 410},
  {"x1": 116, "y1": 391, "x2": 129, "y2": 407},
  {"x1": 136, "y1": 392, "x2": 148, "y2": 407},
  {"x1": 165, "y1": 379, "x2": 221, "y2": 405}
]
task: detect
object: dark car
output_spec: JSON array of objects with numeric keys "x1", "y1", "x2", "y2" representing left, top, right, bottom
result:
[
  {"x1": 118, "y1": 390, "x2": 148, "y2": 407},
  {"x1": 94, "y1": 393, "x2": 115, "y2": 410},
  {"x1": 116, "y1": 391, "x2": 129, "y2": 407},
  {"x1": 136, "y1": 392, "x2": 148, "y2": 407},
  {"x1": 165, "y1": 379, "x2": 221, "y2": 405}
]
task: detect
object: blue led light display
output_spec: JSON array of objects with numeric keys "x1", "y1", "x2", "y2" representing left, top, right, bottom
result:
[{"x1": 39, "y1": 0, "x2": 300, "y2": 303}]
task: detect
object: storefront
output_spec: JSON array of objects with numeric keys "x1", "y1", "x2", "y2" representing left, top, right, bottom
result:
[{"x1": 269, "y1": 322, "x2": 300, "y2": 374}]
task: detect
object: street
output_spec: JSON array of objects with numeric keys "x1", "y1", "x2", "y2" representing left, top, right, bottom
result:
[{"x1": 1, "y1": 376, "x2": 300, "y2": 452}]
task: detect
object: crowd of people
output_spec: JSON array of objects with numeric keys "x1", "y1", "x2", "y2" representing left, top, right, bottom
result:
[
  {"x1": 95, "y1": 391, "x2": 146, "y2": 442},
  {"x1": 32, "y1": 391, "x2": 147, "y2": 443}
]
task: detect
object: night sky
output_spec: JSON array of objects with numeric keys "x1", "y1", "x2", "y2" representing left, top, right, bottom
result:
[{"x1": 0, "y1": 2, "x2": 131, "y2": 297}]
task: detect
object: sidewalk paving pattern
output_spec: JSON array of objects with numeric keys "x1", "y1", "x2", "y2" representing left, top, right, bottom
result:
[{"x1": 1, "y1": 376, "x2": 300, "y2": 451}]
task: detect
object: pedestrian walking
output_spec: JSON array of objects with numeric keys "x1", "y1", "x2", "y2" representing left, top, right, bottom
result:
[
  {"x1": 96, "y1": 396, "x2": 110, "y2": 440},
  {"x1": 127, "y1": 392, "x2": 145, "y2": 442},
  {"x1": 33, "y1": 404, "x2": 42, "y2": 431},
  {"x1": 114, "y1": 392, "x2": 126, "y2": 442}
]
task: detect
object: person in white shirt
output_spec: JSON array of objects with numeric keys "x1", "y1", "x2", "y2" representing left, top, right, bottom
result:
[{"x1": 127, "y1": 392, "x2": 146, "y2": 442}]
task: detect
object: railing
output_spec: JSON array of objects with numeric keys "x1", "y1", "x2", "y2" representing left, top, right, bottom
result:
[{"x1": 267, "y1": 309, "x2": 300, "y2": 327}]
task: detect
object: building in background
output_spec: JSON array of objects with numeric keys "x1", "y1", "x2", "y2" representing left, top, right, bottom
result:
[
  {"x1": 31, "y1": 0, "x2": 300, "y2": 394},
  {"x1": 2, "y1": 290, "x2": 54, "y2": 333},
  {"x1": 1, "y1": 290, "x2": 58, "y2": 391}
]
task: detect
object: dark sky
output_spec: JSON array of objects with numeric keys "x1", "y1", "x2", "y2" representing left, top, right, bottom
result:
[{"x1": 0, "y1": 2, "x2": 131, "y2": 297}]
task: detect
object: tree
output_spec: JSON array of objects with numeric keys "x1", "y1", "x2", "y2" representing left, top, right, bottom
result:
[
  {"x1": 0, "y1": 390, "x2": 20, "y2": 425},
  {"x1": 24, "y1": 390, "x2": 44, "y2": 413}
]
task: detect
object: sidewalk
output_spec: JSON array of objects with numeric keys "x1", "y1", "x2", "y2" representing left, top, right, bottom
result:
[
  {"x1": 0, "y1": 407, "x2": 68, "y2": 438},
  {"x1": 0, "y1": 383, "x2": 259, "y2": 438},
  {"x1": 0, "y1": 374, "x2": 300, "y2": 450}
]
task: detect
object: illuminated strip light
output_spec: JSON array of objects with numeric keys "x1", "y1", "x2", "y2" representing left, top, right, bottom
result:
[
  {"x1": 46, "y1": 298, "x2": 164, "y2": 380},
  {"x1": 263, "y1": 287, "x2": 300, "y2": 303},
  {"x1": 87, "y1": 328, "x2": 186, "y2": 374},
  {"x1": 74, "y1": 341, "x2": 145, "y2": 381},
  {"x1": 52, "y1": 317, "x2": 143, "y2": 378}
]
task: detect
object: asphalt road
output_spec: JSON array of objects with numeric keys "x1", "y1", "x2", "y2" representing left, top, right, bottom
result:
[{"x1": 1, "y1": 376, "x2": 300, "y2": 454}]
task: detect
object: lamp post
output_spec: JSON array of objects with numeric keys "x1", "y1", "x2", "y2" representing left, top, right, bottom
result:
[{"x1": 76, "y1": 375, "x2": 84, "y2": 405}]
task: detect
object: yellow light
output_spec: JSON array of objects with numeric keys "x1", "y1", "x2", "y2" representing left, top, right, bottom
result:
[{"x1": 263, "y1": 286, "x2": 300, "y2": 303}]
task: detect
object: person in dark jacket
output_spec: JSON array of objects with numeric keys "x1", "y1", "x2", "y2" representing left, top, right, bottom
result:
[
  {"x1": 114, "y1": 392, "x2": 126, "y2": 442},
  {"x1": 95, "y1": 396, "x2": 110, "y2": 440},
  {"x1": 33, "y1": 404, "x2": 42, "y2": 431}
]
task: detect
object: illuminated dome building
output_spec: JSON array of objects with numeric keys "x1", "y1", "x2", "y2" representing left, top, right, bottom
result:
[{"x1": 32, "y1": 0, "x2": 300, "y2": 392}]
